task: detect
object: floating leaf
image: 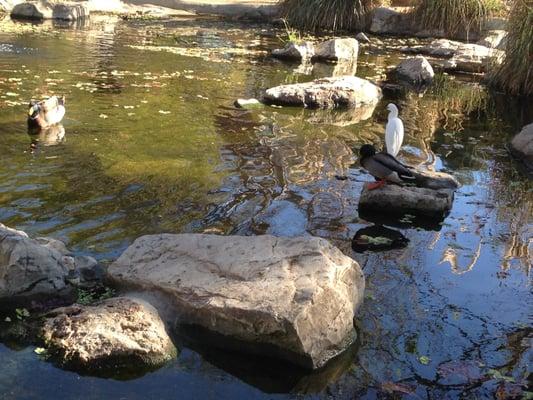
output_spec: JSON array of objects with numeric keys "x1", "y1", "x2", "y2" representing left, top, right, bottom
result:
[{"x1": 418, "y1": 355, "x2": 430, "y2": 365}]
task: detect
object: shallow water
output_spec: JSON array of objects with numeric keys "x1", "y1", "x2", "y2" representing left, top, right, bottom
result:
[{"x1": 0, "y1": 14, "x2": 531, "y2": 399}]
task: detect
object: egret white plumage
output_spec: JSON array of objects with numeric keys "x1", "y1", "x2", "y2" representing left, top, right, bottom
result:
[{"x1": 385, "y1": 103, "x2": 404, "y2": 157}]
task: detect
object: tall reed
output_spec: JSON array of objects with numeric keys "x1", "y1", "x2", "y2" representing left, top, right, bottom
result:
[
  {"x1": 489, "y1": 0, "x2": 533, "y2": 96},
  {"x1": 279, "y1": 0, "x2": 383, "y2": 32}
]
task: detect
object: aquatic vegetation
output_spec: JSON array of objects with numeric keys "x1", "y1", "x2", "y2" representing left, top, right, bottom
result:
[
  {"x1": 279, "y1": 0, "x2": 385, "y2": 32},
  {"x1": 489, "y1": 0, "x2": 533, "y2": 96},
  {"x1": 415, "y1": 0, "x2": 498, "y2": 37}
]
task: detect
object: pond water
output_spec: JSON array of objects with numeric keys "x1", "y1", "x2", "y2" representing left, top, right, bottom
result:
[{"x1": 0, "y1": 14, "x2": 531, "y2": 399}]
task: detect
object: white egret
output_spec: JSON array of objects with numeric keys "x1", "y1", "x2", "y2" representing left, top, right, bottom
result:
[{"x1": 385, "y1": 103, "x2": 404, "y2": 157}]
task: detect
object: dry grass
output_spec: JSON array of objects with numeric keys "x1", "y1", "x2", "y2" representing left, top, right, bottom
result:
[
  {"x1": 489, "y1": 0, "x2": 533, "y2": 96},
  {"x1": 278, "y1": 0, "x2": 385, "y2": 32}
]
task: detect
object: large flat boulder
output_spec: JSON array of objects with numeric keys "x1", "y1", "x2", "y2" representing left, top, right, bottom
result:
[
  {"x1": 263, "y1": 76, "x2": 382, "y2": 109},
  {"x1": 401, "y1": 39, "x2": 462, "y2": 58},
  {"x1": 11, "y1": 0, "x2": 89, "y2": 20},
  {"x1": 442, "y1": 43, "x2": 504, "y2": 74},
  {"x1": 0, "y1": 224, "x2": 97, "y2": 304},
  {"x1": 108, "y1": 234, "x2": 365, "y2": 369},
  {"x1": 359, "y1": 184, "x2": 455, "y2": 218},
  {"x1": 42, "y1": 297, "x2": 177, "y2": 374},
  {"x1": 313, "y1": 38, "x2": 358, "y2": 61},
  {"x1": 477, "y1": 30, "x2": 507, "y2": 49},
  {"x1": 510, "y1": 123, "x2": 533, "y2": 172}
]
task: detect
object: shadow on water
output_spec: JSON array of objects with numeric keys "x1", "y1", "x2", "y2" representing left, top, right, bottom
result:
[{"x1": 177, "y1": 324, "x2": 360, "y2": 394}]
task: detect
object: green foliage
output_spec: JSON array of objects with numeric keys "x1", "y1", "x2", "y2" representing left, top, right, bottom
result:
[
  {"x1": 76, "y1": 287, "x2": 115, "y2": 305},
  {"x1": 489, "y1": 0, "x2": 533, "y2": 96},
  {"x1": 15, "y1": 308, "x2": 30, "y2": 321},
  {"x1": 415, "y1": 0, "x2": 490, "y2": 37},
  {"x1": 278, "y1": 18, "x2": 302, "y2": 43},
  {"x1": 279, "y1": 0, "x2": 384, "y2": 32}
]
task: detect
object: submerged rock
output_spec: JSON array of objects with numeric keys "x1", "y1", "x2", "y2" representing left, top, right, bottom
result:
[
  {"x1": 263, "y1": 76, "x2": 382, "y2": 109},
  {"x1": 352, "y1": 225, "x2": 409, "y2": 253},
  {"x1": 11, "y1": 1, "x2": 89, "y2": 20},
  {"x1": 359, "y1": 184, "x2": 455, "y2": 218},
  {"x1": 313, "y1": 38, "x2": 358, "y2": 61},
  {"x1": 42, "y1": 297, "x2": 177, "y2": 375},
  {"x1": 0, "y1": 224, "x2": 98, "y2": 304},
  {"x1": 510, "y1": 123, "x2": 533, "y2": 172},
  {"x1": 395, "y1": 56, "x2": 434, "y2": 85},
  {"x1": 272, "y1": 41, "x2": 315, "y2": 61},
  {"x1": 108, "y1": 234, "x2": 365, "y2": 369}
]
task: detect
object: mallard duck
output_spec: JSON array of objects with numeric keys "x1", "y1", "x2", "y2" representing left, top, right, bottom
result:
[
  {"x1": 359, "y1": 144, "x2": 415, "y2": 190},
  {"x1": 27, "y1": 96, "x2": 65, "y2": 129},
  {"x1": 385, "y1": 103, "x2": 404, "y2": 157}
]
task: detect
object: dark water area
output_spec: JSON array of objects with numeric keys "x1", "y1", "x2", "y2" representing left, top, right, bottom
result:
[{"x1": 0, "y1": 14, "x2": 531, "y2": 399}]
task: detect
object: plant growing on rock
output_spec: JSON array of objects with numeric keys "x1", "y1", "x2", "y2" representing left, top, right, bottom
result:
[
  {"x1": 279, "y1": 0, "x2": 385, "y2": 32},
  {"x1": 489, "y1": 0, "x2": 533, "y2": 96}
]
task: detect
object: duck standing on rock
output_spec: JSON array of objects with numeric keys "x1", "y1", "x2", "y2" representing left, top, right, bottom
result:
[
  {"x1": 385, "y1": 103, "x2": 404, "y2": 157},
  {"x1": 27, "y1": 95, "x2": 65, "y2": 129},
  {"x1": 360, "y1": 144, "x2": 415, "y2": 190}
]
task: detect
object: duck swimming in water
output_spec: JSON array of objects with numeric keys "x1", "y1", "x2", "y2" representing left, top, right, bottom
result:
[
  {"x1": 360, "y1": 144, "x2": 415, "y2": 190},
  {"x1": 27, "y1": 96, "x2": 65, "y2": 129},
  {"x1": 385, "y1": 103, "x2": 404, "y2": 157}
]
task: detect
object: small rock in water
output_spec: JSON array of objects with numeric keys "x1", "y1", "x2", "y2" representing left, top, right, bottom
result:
[
  {"x1": 355, "y1": 32, "x2": 370, "y2": 44},
  {"x1": 234, "y1": 98, "x2": 262, "y2": 109}
]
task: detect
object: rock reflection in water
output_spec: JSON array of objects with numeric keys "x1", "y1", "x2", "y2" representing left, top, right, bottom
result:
[
  {"x1": 178, "y1": 324, "x2": 359, "y2": 394},
  {"x1": 352, "y1": 225, "x2": 409, "y2": 253},
  {"x1": 312, "y1": 60, "x2": 357, "y2": 77}
]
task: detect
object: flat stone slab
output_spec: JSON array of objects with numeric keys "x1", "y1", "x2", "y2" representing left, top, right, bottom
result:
[
  {"x1": 108, "y1": 234, "x2": 365, "y2": 369},
  {"x1": 359, "y1": 184, "x2": 455, "y2": 217},
  {"x1": 263, "y1": 76, "x2": 382, "y2": 109},
  {"x1": 11, "y1": 0, "x2": 89, "y2": 20},
  {"x1": 42, "y1": 297, "x2": 177, "y2": 375}
]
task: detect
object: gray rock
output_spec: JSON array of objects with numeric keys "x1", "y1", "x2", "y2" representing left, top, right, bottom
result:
[
  {"x1": 313, "y1": 38, "x2": 358, "y2": 61},
  {"x1": 395, "y1": 56, "x2": 435, "y2": 84},
  {"x1": 42, "y1": 297, "x2": 177, "y2": 373},
  {"x1": 402, "y1": 39, "x2": 462, "y2": 58},
  {"x1": 510, "y1": 123, "x2": 533, "y2": 171},
  {"x1": 0, "y1": 223, "x2": 98, "y2": 303},
  {"x1": 355, "y1": 32, "x2": 370, "y2": 43},
  {"x1": 476, "y1": 30, "x2": 507, "y2": 49},
  {"x1": 272, "y1": 41, "x2": 315, "y2": 60},
  {"x1": 442, "y1": 43, "x2": 504, "y2": 73},
  {"x1": 108, "y1": 234, "x2": 365, "y2": 369},
  {"x1": 234, "y1": 98, "x2": 262, "y2": 108},
  {"x1": 370, "y1": 7, "x2": 411, "y2": 35},
  {"x1": 11, "y1": 1, "x2": 89, "y2": 20},
  {"x1": 263, "y1": 76, "x2": 382, "y2": 109},
  {"x1": 359, "y1": 185, "x2": 455, "y2": 217}
]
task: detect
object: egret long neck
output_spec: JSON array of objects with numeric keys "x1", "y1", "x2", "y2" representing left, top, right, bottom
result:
[{"x1": 388, "y1": 109, "x2": 398, "y2": 119}]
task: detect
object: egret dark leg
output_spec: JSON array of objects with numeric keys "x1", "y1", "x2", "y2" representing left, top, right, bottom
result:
[{"x1": 366, "y1": 180, "x2": 386, "y2": 190}]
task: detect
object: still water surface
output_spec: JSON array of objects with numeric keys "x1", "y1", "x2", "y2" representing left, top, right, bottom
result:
[{"x1": 0, "y1": 14, "x2": 531, "y2": 399}]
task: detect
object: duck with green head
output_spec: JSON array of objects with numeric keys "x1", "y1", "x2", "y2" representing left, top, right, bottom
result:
[{"x1": 28, "y1": 95, "x2": 65, "y2": 129}]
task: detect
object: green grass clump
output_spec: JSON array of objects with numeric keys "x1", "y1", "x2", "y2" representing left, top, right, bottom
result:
[
  {"x1": 279, "y1": 0, "x2": 384, "y2": 32},
  {"x1": 415, "y1": 0, "x2": 490, "y2": 37},
  {"x1": 489, "y1": 0, "x2": 533, "y2": 96}
]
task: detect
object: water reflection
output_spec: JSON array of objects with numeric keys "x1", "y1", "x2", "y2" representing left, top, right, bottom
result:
[{"x1": 28, "y1": 123, "x2": 65, "y2": 148}]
